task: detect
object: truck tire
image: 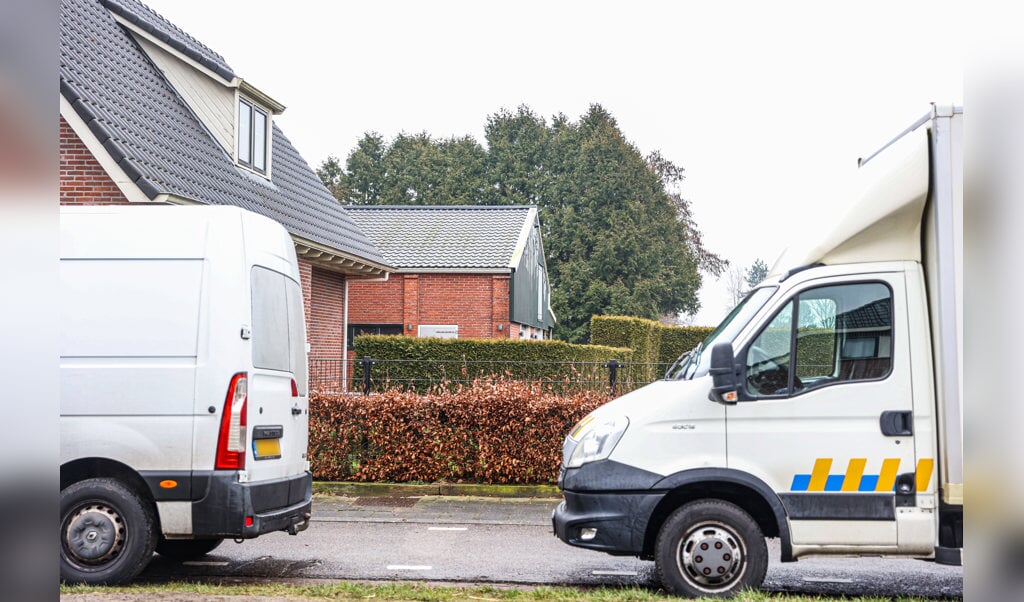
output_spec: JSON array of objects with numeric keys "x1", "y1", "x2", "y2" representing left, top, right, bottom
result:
[
  {"x1": 60, "y1": 478, "x2": 157, "y2": 585},
  {"x1": 655, "y1": 499, "x2": 767, "y2": 598},
  {"x1": 155, "y1": 537, "x2": 224, "y2": 561}
]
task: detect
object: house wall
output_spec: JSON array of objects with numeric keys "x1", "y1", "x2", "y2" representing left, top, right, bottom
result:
[
  {"x1": 59, "y1": 117, "x2": 131, "y2": 205},
  {"x1": 346, "y1": 272, "x2": 514, "y2": 356},
  {"x1": 301, "y1": 262, "x2": 347, "y2": 358}
]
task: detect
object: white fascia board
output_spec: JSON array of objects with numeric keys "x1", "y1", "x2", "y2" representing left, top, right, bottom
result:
[
  {"x1": 60, "y1": 95, "x2": 162, "y2": 205},
  {"x1": 507, "y1": 207, "x2": 537, "y2": 269},
  {"x1": 238, "y1": 80, "x2": 286, "y2": 115},
  {"x1": 111, "y1": 14, "x2": 238, "y2": 86}
]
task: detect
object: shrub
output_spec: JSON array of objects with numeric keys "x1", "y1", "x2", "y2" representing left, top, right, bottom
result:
[
  {"x1": 590, "y1": 315, "x2": 713, "y2": 378},
  {"x1": 351, "y1": 335, "x2": 632, "y2": 393},
  {"x1": 309, "y1": 379, "x2": 610, "y2": 484}
]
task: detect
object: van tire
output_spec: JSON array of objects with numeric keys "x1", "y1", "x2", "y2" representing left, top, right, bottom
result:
[
  {"x1": 654, "y1": 499, "x2": 767, "y2": 598},
  {"x1": 60, "y1": 478, "x2": 157, "y2": 585},
  {"x1": 155, "y1": 537, "x2": 224, "y2": 561}
]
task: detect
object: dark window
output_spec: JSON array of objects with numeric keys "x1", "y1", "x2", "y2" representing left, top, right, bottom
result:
[
  {"x1": 238, "y1": 97, "x2": 268, "y2": 173},
  {"x1": 347, "y1": 324, "x2": 403, "y2": 350},
  {"x1": 744, "y1": 282, "x2": 893, "y2": 397}
]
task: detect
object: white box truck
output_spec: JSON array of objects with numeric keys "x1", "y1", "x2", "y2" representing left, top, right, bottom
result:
[
  {"x1": 60, "y1": 205, "x2": 312, "y2": 584},
  {"x1": 553, "y1": 105, "x2": 963, "y2": 597}
]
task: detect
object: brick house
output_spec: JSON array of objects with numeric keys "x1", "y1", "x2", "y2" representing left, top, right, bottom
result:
[
  {"x1": 58, "y1": 0, "x2": 394, "y2": 360},
  {"x1": 344, "y1": 206, "x2": 557, "y2": 355}
]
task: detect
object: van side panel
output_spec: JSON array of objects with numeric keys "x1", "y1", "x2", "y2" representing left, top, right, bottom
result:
[{"x1": 61, "y1": 259, "x2": 202, "y2": 417}]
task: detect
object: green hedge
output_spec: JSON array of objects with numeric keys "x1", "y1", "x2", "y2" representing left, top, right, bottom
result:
[
  {"x1": 352, "y1": 335, "x2": 633, "y2": 393},
  {"x1": 590, "y1": 315, "x2": 713, "y2": 379},
  {"x1": 657, "y1": 325, "x2": 713, "y2": 365}
]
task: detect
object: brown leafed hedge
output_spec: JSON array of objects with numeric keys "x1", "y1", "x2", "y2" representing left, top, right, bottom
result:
[{"x1": 309, "y1": 379, "x2": 611, "y2": 484}]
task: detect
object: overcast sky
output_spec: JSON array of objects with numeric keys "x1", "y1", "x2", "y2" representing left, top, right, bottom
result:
[{"x1": 144, "y1": 0, "x2": 962, "y2": 325}]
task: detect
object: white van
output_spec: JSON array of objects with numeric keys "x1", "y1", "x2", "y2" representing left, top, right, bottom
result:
[{"x1": 60, "y1": 205, "x2": 312, "y2": 584}]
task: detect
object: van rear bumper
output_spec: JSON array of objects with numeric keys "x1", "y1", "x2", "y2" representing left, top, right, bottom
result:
[{"x1": 191, "y1": 471, "x2": 312, "y2": 539}]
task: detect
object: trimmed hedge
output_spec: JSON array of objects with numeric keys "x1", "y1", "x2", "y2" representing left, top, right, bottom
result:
[
  {"x1": 352, "y1": 335, "x2": 633, "y2": 393},
  {"x1": 590, "y1": 315, "x2": 713, "y2": 379},
  {"x1": 657, "y1": 325, "x2": 712, "y2": 365},
  {"x1": 309, "y1": 379, "x2": 610, "y2": 484}
]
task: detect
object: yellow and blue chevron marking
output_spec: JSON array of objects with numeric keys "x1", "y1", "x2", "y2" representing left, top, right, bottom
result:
[{"x1": 790, "y1": 458, "x2": 934, "y2": 492}]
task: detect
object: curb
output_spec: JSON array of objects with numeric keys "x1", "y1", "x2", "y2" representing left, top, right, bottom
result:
[{"x1": 313, "y1": 481, "x2": 562, "y2": 499}]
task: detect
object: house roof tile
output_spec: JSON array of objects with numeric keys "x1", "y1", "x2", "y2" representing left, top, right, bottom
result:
[
  {"x1": 345, "y1": 206, "x2": 537, "y2": 270},
  {"x1": 60, "y1": 0, "x2": 389, "y2": 270}
]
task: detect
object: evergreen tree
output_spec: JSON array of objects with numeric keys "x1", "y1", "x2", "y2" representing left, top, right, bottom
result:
[{"x1": 317, "y1": 104, "x2": 723, "y2": 342}]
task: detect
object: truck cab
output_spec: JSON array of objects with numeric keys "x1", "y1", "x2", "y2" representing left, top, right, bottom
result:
[{"x1": 553, "y1": 105, "x2": 963, "y2": 598}]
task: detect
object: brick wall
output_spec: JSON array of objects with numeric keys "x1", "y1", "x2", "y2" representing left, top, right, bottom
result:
[
  {"x1": 306, "y1": 266, "x2": 346, "y2": 358},
  {"x1": 348, "y1": 275, "x2": 403, "y2": 323},
  {"x1": 347, "y1": 272, "x2": 514, "y2": 346},
  {"x1": 59, "y1": 117, "x2": 131, "y2": 205}
]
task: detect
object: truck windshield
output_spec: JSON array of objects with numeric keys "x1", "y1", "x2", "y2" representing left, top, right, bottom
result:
[{"x1": 665, "y1": 286, "x2": 777, "y2": 380}]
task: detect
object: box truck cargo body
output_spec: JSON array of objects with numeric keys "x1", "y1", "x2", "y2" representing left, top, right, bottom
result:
[
  {"x1": 553, "y1": 105, "x2": 963, "y2": 597},
  {"x1": 60, "y1": 205, "x2": 312, "y2": 584}
]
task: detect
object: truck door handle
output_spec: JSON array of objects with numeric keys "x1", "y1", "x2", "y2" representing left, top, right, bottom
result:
[
  {"x1": 291, "y1": 407, "x2": 302, "y2": 416},
  {"x1": 880, "y1": 410, "x2": 913, "y2": 436}
]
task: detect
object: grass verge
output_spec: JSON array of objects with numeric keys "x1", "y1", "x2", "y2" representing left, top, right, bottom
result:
[{"x1": 60, "y1": 581, "x2": 937, "y2": 601}]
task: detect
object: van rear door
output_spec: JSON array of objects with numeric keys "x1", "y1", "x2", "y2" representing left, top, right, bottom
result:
[{"x1": 246, "y1": 265, "x2": 309, "y2": 482}]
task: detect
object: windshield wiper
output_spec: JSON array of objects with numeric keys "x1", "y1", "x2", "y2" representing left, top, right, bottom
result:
[
  {"x1": 682, "y1": 341, "x2": 704, "y2": 380},
  {"x1": 665, "y1": 341, "x2": 703, "y2": 381}
]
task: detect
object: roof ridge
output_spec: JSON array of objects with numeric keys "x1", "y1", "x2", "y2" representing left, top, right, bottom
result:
[{"x1": 345, "y1": 205, "x2": 535, "y2": 210}]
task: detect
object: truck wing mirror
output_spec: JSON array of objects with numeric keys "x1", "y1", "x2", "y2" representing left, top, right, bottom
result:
[{"x1": 708, "y1": 343, "x2": 741, "y2": 404}]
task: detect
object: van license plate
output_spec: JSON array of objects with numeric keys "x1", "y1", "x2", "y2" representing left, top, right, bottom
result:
[{"x1": 253, "y1": 438, "x2": 281, "y2": 460}]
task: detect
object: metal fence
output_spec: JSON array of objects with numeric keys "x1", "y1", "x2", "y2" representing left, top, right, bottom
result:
[{"x1": 309, "y1": 356, "x2": 674, "y2": 396}]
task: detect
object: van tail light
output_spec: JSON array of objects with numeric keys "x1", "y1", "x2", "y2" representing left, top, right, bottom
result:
[
  {"x1": 291, "y1": 378, "x2": 298, "y2": 397},
  {"x1": 215, "y1": 372, "x2": 247, "y2": 470}
]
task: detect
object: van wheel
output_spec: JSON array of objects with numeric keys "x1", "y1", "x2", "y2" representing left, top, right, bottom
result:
[
  {"x1": 60, "y1": 478, "x2": 157, "y2": 585},
  {"x1": 156, "y1": 537, "x2": 224, "y2": 561},
  {"x1": 655, "y1": 500, "x2": 767, "y2": 598}
]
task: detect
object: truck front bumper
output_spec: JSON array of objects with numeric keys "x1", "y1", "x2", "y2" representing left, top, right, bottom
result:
[{"x1": 552, "y1": 489, "x2": 665, "y2": 556}]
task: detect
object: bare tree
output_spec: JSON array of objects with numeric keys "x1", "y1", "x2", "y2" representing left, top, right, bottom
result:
[{"x1": 725, "y1": 265, "x2": 747, "y2": 309}]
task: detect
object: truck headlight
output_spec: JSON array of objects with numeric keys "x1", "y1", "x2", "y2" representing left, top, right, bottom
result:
[{"x1": 565, "y1": 415, "x2": 628, "y2": 468}]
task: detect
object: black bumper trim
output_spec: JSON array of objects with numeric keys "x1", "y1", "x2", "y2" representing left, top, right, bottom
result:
[
  {"x1": 552, "y1": 490, "x2": 665, "y2": 555},
  {"x1": 190, "y1": 471, "x2": 312, "y2": 538}
]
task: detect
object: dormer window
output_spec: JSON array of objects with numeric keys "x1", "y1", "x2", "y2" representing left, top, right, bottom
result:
[{"x1": 238, "y1": 97, "x2": 269, "y2": 173}]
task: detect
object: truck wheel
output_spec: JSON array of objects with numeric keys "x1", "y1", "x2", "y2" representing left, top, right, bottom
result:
[
  {"x1": 655, "y1": 500, "x2": 767, "y2": 598},
  {"x1": 60, "y1": 478, "x2": 157, "y2": 585},
  {"x1": 156, "y1": 537, "x2": 224, "y2": 561}
]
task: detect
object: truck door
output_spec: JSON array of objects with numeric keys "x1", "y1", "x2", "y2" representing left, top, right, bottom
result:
[{"x1": 726, "y1": 273, "x2": 925, "y2": 551}]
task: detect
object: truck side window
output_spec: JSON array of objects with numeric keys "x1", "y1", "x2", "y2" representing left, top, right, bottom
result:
[
  {"x1": 745, "y1": 301, "x2": 794, "y2": 396},
  {"x1": 745, "y1": 282, "x2": 893, "y2": 397}
]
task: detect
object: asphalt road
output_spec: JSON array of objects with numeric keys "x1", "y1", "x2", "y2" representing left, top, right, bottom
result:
[{"x1": 137, "y1": 494, "x2": 963, "y2": 599}]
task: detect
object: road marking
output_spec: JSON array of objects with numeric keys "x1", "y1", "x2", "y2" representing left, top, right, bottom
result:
[
  {"x1": 428, "y1": 526, "x2": 468, "y2": 531},
  {"x1": 182, "y1": 561, "x2": 229, "y2": 567},
  {"x1": 802, "y1": 577, "x2": 854, "y2": 583},
  {"x1": 591, "y1": 569, "x2": 638, "y2": 576},
  {"x1": 387, "y1": 565, "x2": 432, "y2": 570}
]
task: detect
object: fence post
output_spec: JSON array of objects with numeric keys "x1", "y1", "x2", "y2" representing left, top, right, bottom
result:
[
  {"x1": 361, "y1": 355, "x2": 377, "y2": 395},
  {"x1": 604, "y1": 359, "x2": 620, "y2": 395}
]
